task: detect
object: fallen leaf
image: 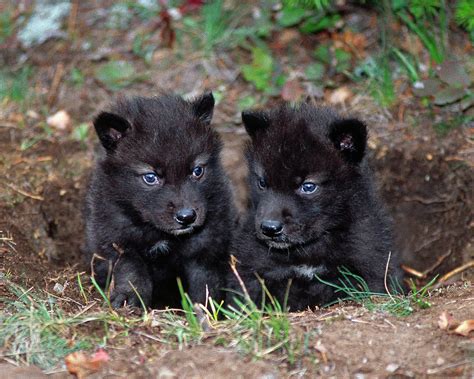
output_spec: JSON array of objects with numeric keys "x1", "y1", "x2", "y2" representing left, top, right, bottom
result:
[
  {"x1": 328, "y1": 86, "x2": 352, "y2": 104},
  {"x1": 437, "y1": 61, "x2": 471, "y2": 88},
  {"x1": 314, "y1": 340, "x2": 328, "y2": 364},
  {"x1": 65, "y1": 349, "x2": 109, "y2": 379},
  {"x1": 454, "y1": 320, "x2": 474, "y2": 337},
  {"x1": 47, "y1": 110, "x2": 71, "y2": 131},
  {"x1": 434, "y1": 87, "x2": 467, "y2": 106},
  {"x1": 438, "y1": 311, "x2": 456, "y2": 330},
  {"x1": 412, "y1": 78, "x2": 442, "y2": 97}
]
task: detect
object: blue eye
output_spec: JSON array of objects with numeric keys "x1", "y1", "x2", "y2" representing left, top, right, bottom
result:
[
  {"x1": 258, "y1": 177, "x2": 267, "y2": 190},
  {"x1": 300, "y1": 182, "x2": 318, "y2": 194},
  {"x1": 143, "y1": 173, "x2": 159, "y2": 185},
  {"x1": 192, "y1": 166, "x2": 204, "y2": 178}
]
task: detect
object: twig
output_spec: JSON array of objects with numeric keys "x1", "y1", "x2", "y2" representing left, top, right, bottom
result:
[
  {"x1": 47, "y1": 63, "x2": 65, "y2": 107},
  {"x1": 438, "y1": 261, "x2": 474, "y2": 283},
  {"x1": 133, "y1": 330, "x2": 168, "y2": 343},
  {"x1": 384, "y1": 251, "x2": 394, "y2": 301},
  {"x1": 426, "y1": 360, "x2": 471, "y2": 375},
  {"x1": 67, "y1": 0, "x2": 79, "y2": 37},
  {"x1": 384, "y1": 318, "x2": 397, "y2": 329},
  {"x1": 193, "y1": 303, "x2": 212, "y2": 332},
  {"x1": 229, "y1": 255, "x2": 250, "y2": 301},
  {"x1": 402, "y1": 195, "x2": 452, "y2": 205},
  {"x1": 421, "y1": 250, "x2": 453, "y2": 277},
  {"x1": 3, "y1": 182, "x2": 44, "y2": 201},
  {"x1": 401, "y1": 265, "x2": 425, "y2": 278}
]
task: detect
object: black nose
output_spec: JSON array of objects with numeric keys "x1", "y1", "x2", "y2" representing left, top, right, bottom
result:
[
  {"x1": 260, "y1": 220, "x2": 283, "y2": 237},
  {"x1": 175, "y1": 208, "x2": 197, "y2": 226}
]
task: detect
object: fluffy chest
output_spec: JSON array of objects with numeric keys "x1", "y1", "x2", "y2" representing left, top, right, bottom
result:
[
  {"x1": 265, "y1": 263, "x2": 328, "y2": 281},
  {"x1": 291, "y1": 264, "x2": 327, "y2": 280}
]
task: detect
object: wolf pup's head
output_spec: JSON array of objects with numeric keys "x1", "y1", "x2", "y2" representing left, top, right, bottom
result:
[
  {"x1": 242, "y1": 104, "x2": 368, "y2": 250},
  {"x1": 94, "y1": 92, "x2": 223, "y2": 236}
]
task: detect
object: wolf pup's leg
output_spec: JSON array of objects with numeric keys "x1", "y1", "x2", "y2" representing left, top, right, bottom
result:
[
  {"x1": 109, "y1": 255, "x2": 152, "y2": 308},
  {"x1": 184, "y1": 260, "x2": 225, "y2": 305}
]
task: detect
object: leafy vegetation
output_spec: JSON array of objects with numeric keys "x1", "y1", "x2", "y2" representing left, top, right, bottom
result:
[
  {"x1": 94, "y1": 61, "x2": 145, "y2": 91},
  {"x1": 0, "y1": 66, "x2": 33, "y2": 104}
]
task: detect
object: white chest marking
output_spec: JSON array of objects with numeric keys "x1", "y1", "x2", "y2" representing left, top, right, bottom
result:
[
  {"x1": 149, "y1": 240, "x2": 170, "y2": 255},
  {"x1": 292, "y1": 264, "x2": 327, "y2": 279}
]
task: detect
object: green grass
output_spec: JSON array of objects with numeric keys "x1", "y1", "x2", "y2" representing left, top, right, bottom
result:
[
  {"x1": 0, "y1": 265, "x2": 439, "y2": 372},
  {"x1": 179, "y1": 1, "x2": 260, "y2": 55},
  {"x1": 0, "y1": 9, "x2": 14, "y2": 44},
  {"x1": 0, "y1": 66, "x2": 33, "y2": 104},
  {"x1": 0, "y1": 283, "x2": 92, "y2": 369},
  {"x1": 314, "y1": 267, "x2": 435, "y2": 317}
]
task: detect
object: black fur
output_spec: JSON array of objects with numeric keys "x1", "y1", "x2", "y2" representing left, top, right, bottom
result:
[
  {"x1": 228, "y1": 103, "x2": 403, "y2": 311},
  {"x1": 84, "y1": 92, "x2": 236, "y2": 308}
]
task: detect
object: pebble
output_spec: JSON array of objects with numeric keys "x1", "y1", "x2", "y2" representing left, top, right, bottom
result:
[{"x1": 386, "y1": 363, "x2": 399, "y2": 373}]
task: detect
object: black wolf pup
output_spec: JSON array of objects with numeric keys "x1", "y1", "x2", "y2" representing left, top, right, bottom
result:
[
  {"x1": 227, "y1": 103, "x2": 403, "y2": 311},
  {"x1": 84, "y1": 92, "x2": 236, "y2": 308}
]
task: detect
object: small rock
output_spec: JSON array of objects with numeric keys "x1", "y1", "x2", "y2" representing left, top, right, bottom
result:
[
  {"x1": 26, "y1": 110, "x2": 40, "y2": 119},
  {"x1": 53, "y1": 282, "x2": 65, "y2": 294},
  {"x1": 436, "y1": 357, "x2": 445, "y2": 366},
  {"x1": 47, "y1": 110, "x2": 71, "y2": 131},
  {"x1": 386, "y1": 363, "x2": 399, "y2": 373}
]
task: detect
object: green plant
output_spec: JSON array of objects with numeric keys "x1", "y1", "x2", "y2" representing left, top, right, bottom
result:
[
  {"x1": 180, "y1": 1, "x2": 260, "y2": 54},
  {"x1": 221, "y1": 284, "x2": 308, "y2": 363},
  {"x1": 0, "y1": 66, "x2": 33, "y2": 103},
  {"x1": 94, "y1": 61, "x2": 145, "y2": 91},
  {"x1": 242, "y1": 47, "x2": 275, "y2": 92},
  {"x1": 283, "y1": 0, "x2": 331, "y2": 10},
  {"x1": 392, "y1": 48, "x2": 419, "y2": 82},
  {"x1": 70, "y1": 67, "x2": 85, "y2": 87},
  {"x1": 455, "y1": 0, "x2": 474, "y2": 32},
  {"x1": 314, "y1": 267, "x2": 437, "y2": 317},
  {"x1": 353, "y1": 56, "x2": 395, "y2": 107},
  {"x1": 0, "y1": 9, "x2": 14, "y2": 44},
  {"x1": 132, "y1": 32, "x2": 155, "y2": 65},
  {"x1": 433, "y1": 114, "x2": 473, "y2": 135},
  {"x1": 391, "y1": 0, "x2": 447, "y2": 64},
  {"x1": 278, "y1": 0, "x2": 340, "y2": 34}
]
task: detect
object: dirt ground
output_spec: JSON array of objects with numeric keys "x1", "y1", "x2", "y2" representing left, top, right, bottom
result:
[{"x1": 0, "y1": 1, "x2": 473, "y2": 378}]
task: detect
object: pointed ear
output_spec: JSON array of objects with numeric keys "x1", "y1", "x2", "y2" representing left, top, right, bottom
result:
[
  {"x1": 329, "y1": 118, "x2": 367, "y2": 164},
  {"x1": 192, "y1": 91, "x2": 215, "y2": 125},
  {"x1": 241, "y1": 110, "x2": 269, "y2": 138},
  {"x1": 93, "y1": 112, "x2": 131, "y2": 151}
]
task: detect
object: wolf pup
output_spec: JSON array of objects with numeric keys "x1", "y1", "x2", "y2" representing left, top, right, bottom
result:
[
  {"x1": 227, "y1": 103, "x2": 403, "y2": 311},
  {"x1": 84, "y1": 92, "x2": 236, "y2": 308}
]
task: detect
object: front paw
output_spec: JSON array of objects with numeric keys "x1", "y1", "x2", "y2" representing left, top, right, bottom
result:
[
  {"x1": 110, "y1": 283, "x2": 152, "y2": 308},
  {"x1": 110, "y1": 261, "x2": 153, "y2": 308}
]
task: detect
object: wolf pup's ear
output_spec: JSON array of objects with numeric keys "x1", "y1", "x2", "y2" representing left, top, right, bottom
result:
[
  {"x1": 329, "y1": 118, "x2": 367, "y2": 164},
  {"x1": 192, "y1": 91, "x2": 215, "y2": 125},
  {"x1": 241, "y1": 110, "x2": 269, "y2": 138},
  {"x1": 94, "y1": 112, "x2": 131, "y2": 151}
]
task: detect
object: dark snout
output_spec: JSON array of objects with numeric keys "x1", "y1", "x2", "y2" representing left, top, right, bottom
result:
[
  {"x1": 175, "y1": 208, "x2": 197, "y2": 226},
  {"x1": 260, "y1": 220, "x2": 283, "y2": 237}
]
